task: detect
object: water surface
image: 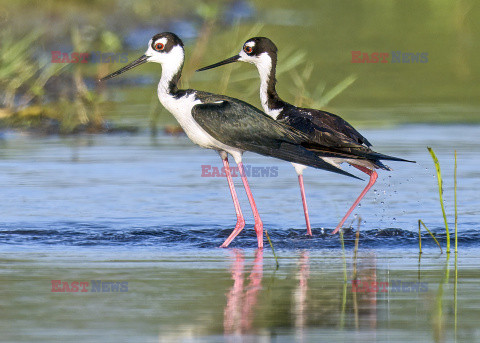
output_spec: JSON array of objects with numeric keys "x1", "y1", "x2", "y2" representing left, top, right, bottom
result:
[{"x1": 1, "y1": 123, "x2": 479, "y2": 341}]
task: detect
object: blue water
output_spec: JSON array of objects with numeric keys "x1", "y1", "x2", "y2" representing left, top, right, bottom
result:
[
  {"x1": 0, "y1": 124, "x2": 478, "y2": 249},
  {"x1": 1, "y1": 124, "x2": 479, "y2": 342}
]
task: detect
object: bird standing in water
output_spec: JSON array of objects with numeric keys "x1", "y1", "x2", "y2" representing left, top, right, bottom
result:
[
  {"x1": 197, "y1": 37, "x2": 413, "y2": 235},
  {"x1": 101, "y1": 32, "x2": 361, "y2": 248}
]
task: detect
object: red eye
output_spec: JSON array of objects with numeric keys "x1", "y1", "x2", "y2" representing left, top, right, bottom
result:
[
  {"x1": 154, "y1": 43, "x2": 164, "y2": 51},
  {"x1": 244, "y1": 46, "x2": 253, "y2": 54}
]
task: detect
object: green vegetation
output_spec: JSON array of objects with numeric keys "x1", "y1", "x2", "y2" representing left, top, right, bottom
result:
[
  {"x1": 0, "y1": 27, "x2": 138, "y2": 134},
  {"x1": 264, "y1": 228, "x2": 279, "y2": 269},
  {"x1": 418, "y1": 219, "x2": 443, "y2": 254},
  {"x1": 427, "y1": 147, "x2": 450, "y2": 253},
  {"x1": 419, "y1": 148, "x2": 460, "y2": 256},
  {"x1": 454, "y1": 151, "x2": 458, "y2": 254},
  {"x1": 0, "y1": 0, "x2": 479, "y2": 134}
]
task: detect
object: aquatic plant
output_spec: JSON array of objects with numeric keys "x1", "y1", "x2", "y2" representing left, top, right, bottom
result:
[
  {"x1": 0, "y1": 30, "x2": 64, "y2": 110},
  {"x1": 433, "y1": 253, "x2": 450, "y2": 342},
  {"x1": 454, "y1": 150, "x2": 458, "y2": 254},
  {"x1": 427, "y1": 147, "x2": 450, "y2": 253},
  {"x1": 454, "y1": 251, "x2": 458, "y2": 340},
  {"x1": 264, "y1": 228, "x2": 279, "y2": 269},
  {"x1": 0, "y1": 27, "x2": 129, "y2": 134},
  {"x1": 289, "y1": 63, "x2": 357, "y2": 109},
  {"x1": 352, "y1": 219, "x2": 361, "y2": 280},
  {"x1": 339, "y1": 228, "x2": 347, "y2": 329},
  {"x1": 418, "y1": 219, "x2": 443, "y2": 254}
]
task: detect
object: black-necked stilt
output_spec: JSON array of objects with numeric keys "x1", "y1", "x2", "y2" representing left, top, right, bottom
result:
[
  {"x1": 100, "y1": 32, "x2": 361, "y2": 248},
  {"x1": 197, "y1": 37, "x2": 414, "y2": 235}
]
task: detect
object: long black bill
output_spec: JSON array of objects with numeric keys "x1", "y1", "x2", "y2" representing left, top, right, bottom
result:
[
  {"x1": 99, "y1": 55, "x2": 148, "y2": 81},
  {"x1": 196, "y1": 55, "x2": 240, "y2": 72}
]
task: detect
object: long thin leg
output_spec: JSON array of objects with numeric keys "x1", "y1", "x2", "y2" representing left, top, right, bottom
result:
[
  {"x1": 331, "y1": 165, "x2": 378, "y2": 235},
  {"x1": 238, "y1": 162, "x2": 264, "y2": 249},
  {"x1": 220, "y1": 157, "x2": 246, "y2": 248},
  {"x1": 298, "y1": 175, "x2": 312, "y2": 236}
]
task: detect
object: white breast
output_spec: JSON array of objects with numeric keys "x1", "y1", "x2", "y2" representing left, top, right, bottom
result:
[{"x1": 158, "y1": 90, "x2": 242, "y2": 155}]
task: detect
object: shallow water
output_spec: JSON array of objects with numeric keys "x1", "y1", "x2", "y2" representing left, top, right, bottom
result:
[
  {"x1": 1, "y1": 124, "x2": 479, "y2": 342},
  {"x1": 2, "y1": 0, "x2": 480, "y2": 340},
  {"x1": 2, "y1": 248, "x2": 479, "y2": 342}
]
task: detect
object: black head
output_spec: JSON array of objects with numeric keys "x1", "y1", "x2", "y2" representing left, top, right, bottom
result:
[
  {"x1": 241, "y1": 37, "x2": 278, "y2": 59},
  {"x1": 100, "y1": 32, "x2": 185, "y2": 81},
  {"x1": 196, "y1": 37, "x2": 278, "y2": 72},
  {"x1": 149, "y1": 32, "x2": 184, "y2": 54}
]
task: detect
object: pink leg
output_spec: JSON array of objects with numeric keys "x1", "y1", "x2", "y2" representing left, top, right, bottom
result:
[
  {"x1": 331, "y1": 165, "x2": 378, "y2": 235},
  {"x1": 298, "y1": 175, "x2": 312, "y2": 236},
  {"x1": 220, "y1": 158, "x2": 246, "y2": 248},
  {"x1": 238, "y1": 162, "x2": 264, "y2": 249}
]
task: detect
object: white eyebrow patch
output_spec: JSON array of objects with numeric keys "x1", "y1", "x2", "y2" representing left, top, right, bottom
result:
[
  {"x1": 155, "y1": 37, "x2": 168, "y2": 46},
  {"x1": 245, "y1": 41, "x2": 255, "y2": 48}
]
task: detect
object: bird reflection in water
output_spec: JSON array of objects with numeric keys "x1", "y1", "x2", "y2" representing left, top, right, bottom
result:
[
  {"x1": 293, "y1": 251, "x2": 310, "y2": 341},
  {"x1": 224, "y1": 249, "x2": 263, "y2": 336},
  {"x1": 223, "y1": 250, "x2": 379, "y2": 337},
  {"x1": 224, "y1": 249, "x2": 312, "y2": 339},
  {"x1": 223, "y1": 249, "x2": 263, "y2": 335}
]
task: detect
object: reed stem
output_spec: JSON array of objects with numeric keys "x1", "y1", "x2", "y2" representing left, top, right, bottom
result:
[{"x1": 427, "y1": 147, "x2": 450, "y2": 253}]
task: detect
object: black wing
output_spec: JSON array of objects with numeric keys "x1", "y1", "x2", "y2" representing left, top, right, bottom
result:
[
  {"x1": 191, "y1": 98, "x2": 362, "y2": 180},
  {"x1": 279, "y1": 106, "x2": 372, "y2": 146},
  {"x1": 277, "y1": 107, "x2": 413, "y2": 164}
]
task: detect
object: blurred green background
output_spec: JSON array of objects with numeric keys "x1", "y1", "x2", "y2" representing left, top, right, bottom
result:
[{"x1": 0, "y1": 0, "x2": 479, "y2": 133}]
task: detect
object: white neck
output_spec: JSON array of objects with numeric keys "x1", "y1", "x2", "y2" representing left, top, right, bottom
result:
[
  {"x1": 152, "y1": 46, "x2": 184, "y2": 98},
  {"x1": 156, "y1": 52, "x2": 189, "y2": 121},
  {"x1": 256, "y1": 53, "x2": 272, "y2": 113},
  {"x1": 254, "y1": 53, "x2": 281, "y2": 119}
]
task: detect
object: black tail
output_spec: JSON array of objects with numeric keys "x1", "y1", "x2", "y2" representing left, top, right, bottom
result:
[
  {"x1": 246, "y1": 141, "x2": 364, "y2": 181},
  {"x1": 368, "y1": 151, "x2": 415, "y2": 163},
  {"x1": 304, "y1": 144, "x2": 416, "y2": 165}
]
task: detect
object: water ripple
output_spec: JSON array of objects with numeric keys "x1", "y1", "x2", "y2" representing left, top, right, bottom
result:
[{"x1": 0, "y1": 222, "x2": 478, "y2": 249}]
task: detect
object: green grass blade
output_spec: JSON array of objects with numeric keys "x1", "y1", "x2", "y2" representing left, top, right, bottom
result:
[
  {"x1": 339, "y1": 229, "x2": 347, "y2": 282},
  {"x1": 454, "y1": 150, "x2": 458, "y2": 254},
  {"x1": 264, "y1": 228, "x2": 279, "y2": 269},
  {"x1": 418, "y1": 220, "x2": 422, "y2": 254},
  {"x1": 339, "y1": 228, "x2": 347, "y2": 329},
  {"x1": 313, "y1": 74, "x2": 357, "y2": 108},
  {"x1": 427, "y1": 147, "x2": 450, "y2": 253},
  {"x1": 352, "y1": 219, "x2": 361, "y2": 280},
  {"x1": 454, "y1": 252, "x2": 458, "y2": 341},
  {"x1": 419, "y1": 219, "x2": 443, "y2": 254}
]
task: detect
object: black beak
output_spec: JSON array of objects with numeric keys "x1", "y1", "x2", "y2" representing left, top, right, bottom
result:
[
  {"x1": 99, "y1": 55, "x2": 149, "y2": 81},
  {"x1": 196, "y1": 55, "x2": 240, "y2": 72}
]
